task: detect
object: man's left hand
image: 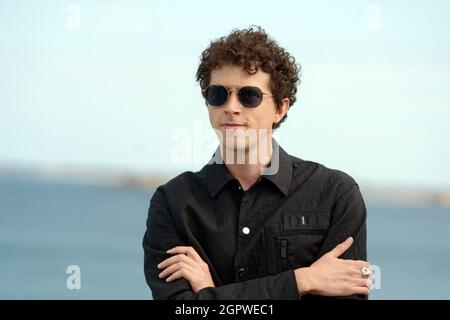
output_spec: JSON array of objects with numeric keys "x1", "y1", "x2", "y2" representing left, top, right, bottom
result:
[{"x1": 157, "y1": 246, "x2": 215, "y2": 293}]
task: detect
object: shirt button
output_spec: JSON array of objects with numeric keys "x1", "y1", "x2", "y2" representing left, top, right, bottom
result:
[
  {"x1": 238, "y1": 268, "x2": 248, "y2": 278},
  {"x1": 238, "y1": 185, "x2": 242, "y2": 190},
  {"x1": 242, "y1": 227, "x2": 250, "y2": 235}
]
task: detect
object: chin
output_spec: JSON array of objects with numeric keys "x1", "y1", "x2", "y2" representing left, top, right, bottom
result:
[{"x1": 223, "y1": 137, "x2": 249, "y2": 151}]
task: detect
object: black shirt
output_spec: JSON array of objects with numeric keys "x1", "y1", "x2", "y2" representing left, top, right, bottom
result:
[{"x1": 142, "y1": 141, "x2": 367, "y2": 300}]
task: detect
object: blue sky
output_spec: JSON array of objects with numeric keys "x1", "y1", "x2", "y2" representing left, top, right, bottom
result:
[{"x1": 1, "y1": 0, "x2": 449, "y2": 188}]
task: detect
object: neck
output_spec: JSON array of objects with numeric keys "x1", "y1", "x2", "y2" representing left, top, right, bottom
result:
[{"x1": 220, "y1": 138, "x2": 273, "y2": 191}]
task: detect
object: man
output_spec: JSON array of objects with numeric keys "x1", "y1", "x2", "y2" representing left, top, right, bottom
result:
[{"x1": 143, "y1": 26, "x2": 371, "y2": 299}]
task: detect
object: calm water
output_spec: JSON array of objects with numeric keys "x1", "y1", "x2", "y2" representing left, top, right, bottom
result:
[{"x1": 0, "y1": 175, "x2": 449, "y2": 299}]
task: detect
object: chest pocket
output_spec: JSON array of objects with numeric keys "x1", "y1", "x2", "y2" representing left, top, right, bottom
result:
[{"x1": 265, "y1": 211, "x2": 330, "y2": 274}]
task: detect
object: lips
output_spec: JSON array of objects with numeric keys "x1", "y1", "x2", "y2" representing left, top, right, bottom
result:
[{"x1": 220, "y1": 123, "x2": 247, "y2": 129}]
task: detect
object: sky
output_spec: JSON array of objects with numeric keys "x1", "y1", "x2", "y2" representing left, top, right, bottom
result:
[{"x1": 1, "y1": 0, "x2": 449, "y2": 188}]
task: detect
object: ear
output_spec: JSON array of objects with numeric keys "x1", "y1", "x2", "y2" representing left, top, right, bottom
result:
[{"x1": 274, "y1": 98, "x2": 290, "y2": 125}]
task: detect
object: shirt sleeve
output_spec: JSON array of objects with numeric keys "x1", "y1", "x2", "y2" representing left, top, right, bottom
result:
[
  {"x1": 303, "y1": 182, "x2": 368, "y2": 300},
  {"x1": 142, "y1": 187, "x2": 300, "y2": 300}
]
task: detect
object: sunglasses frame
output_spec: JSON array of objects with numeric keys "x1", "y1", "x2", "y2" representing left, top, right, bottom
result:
[{"x1": 202, "y1": 85, "x2": 274, "y2": 108}]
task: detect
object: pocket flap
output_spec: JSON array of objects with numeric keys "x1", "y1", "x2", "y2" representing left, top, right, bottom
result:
[{"x1": 282, "y1": 211, "x2": 330, "y2": 232}]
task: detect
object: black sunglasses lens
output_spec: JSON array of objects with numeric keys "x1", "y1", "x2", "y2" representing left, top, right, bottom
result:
[
  {"x1": 205, "y1": 86, "x2": 228, "y2": 106},
  {"x1": 239, "y1": 87, "x2": 263, "y2": 108}
]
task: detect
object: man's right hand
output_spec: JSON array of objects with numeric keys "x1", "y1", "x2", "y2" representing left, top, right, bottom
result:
[{"x1": 294, "y1": 237, "x2": 372, "y2": 297}]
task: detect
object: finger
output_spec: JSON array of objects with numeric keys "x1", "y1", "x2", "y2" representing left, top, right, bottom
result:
[
  {"x1": 348, "y1": 263, "x2": 371, "y2": 274},
  {"x1": 157, "y1": 254, "x2": 185, "y2": 269},
  {"x1": 352, "y1": 286, "x2": 370, "y2": 296},
  {"x1": 354, "y1": 278, "x2": 372, "y2": 289},
  {"x1": 165, "y1": 270, "x2": 184, "y2": 283},
  {"x1": 157, "y1": 253, "x2": 197, "y2": 270},
  {"x1": 167, "y1": 246, "x2": 205, "y2": 265},
  {"x1": 348, "y1": 265, "x2": 373, "y2": 283},
  {"x1": 349, "y1": 260, "x2": 371, "y2": 269},
  {"x1": 166, "y1": 268, "x2": 194, "y2": 283},
  {"x1": 348, "y1": 267, "x2": 363, "y2": 279},
  {"x1": 329, "y1": 237, "x2": 353, "y2": 258},
  {"x1": 158, "y1": 261, "x2": 196, "y2": 279}
]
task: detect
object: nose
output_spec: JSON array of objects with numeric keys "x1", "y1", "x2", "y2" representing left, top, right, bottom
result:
[{"x1": 222, "y1": 90, "x2": 242, "y2": 115}]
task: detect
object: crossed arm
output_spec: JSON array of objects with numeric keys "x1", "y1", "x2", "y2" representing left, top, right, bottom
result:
[
  {"x1": 157, "y1": 237, "x2": 371, "y2": 297},
  {"x1": 144, "y1": 184, "x2": 371, "y2": 299}
]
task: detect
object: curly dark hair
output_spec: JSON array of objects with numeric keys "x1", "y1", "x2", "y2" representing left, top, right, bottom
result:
[{"x1": 196, "y1": 26, "x2": 301, "y2": 129}]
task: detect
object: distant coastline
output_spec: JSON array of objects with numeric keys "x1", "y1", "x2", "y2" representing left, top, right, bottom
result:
[
  {"x1": 1, "y1": 164, "x2": 449, "y2": 208},
  {"x1": 360, "y1": 185, "x2": 450, "y2": 208}
]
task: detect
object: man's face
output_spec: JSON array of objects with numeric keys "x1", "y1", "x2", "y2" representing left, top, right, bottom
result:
[{"x1": 207, "y1": 64, "x2": 287, "y2": 153}]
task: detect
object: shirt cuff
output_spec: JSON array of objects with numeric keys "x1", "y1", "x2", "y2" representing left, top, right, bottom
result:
[{"x1": 265, "y1": 270, "x2": 301, "y2": 300}]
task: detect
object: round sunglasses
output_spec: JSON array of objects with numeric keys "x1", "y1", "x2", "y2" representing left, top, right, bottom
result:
[{"x1": 202, "y1": 85, "x2": 273, "y2": 108}]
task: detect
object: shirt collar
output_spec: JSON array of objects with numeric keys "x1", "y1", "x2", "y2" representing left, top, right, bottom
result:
[
  {"x1": 200, "y1": 139, "x2": 293, "y2": 197},
  {"x1": 200, "y1": 153, "x2": 235, "y2": 198},
  {"x1": 261, "y1": 140, "x2": 293, "y2": 196}
]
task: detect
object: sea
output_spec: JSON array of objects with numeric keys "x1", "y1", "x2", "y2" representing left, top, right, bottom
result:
[{"x1": 1, "y1": 174, "x2": 449, "y2": 299}]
